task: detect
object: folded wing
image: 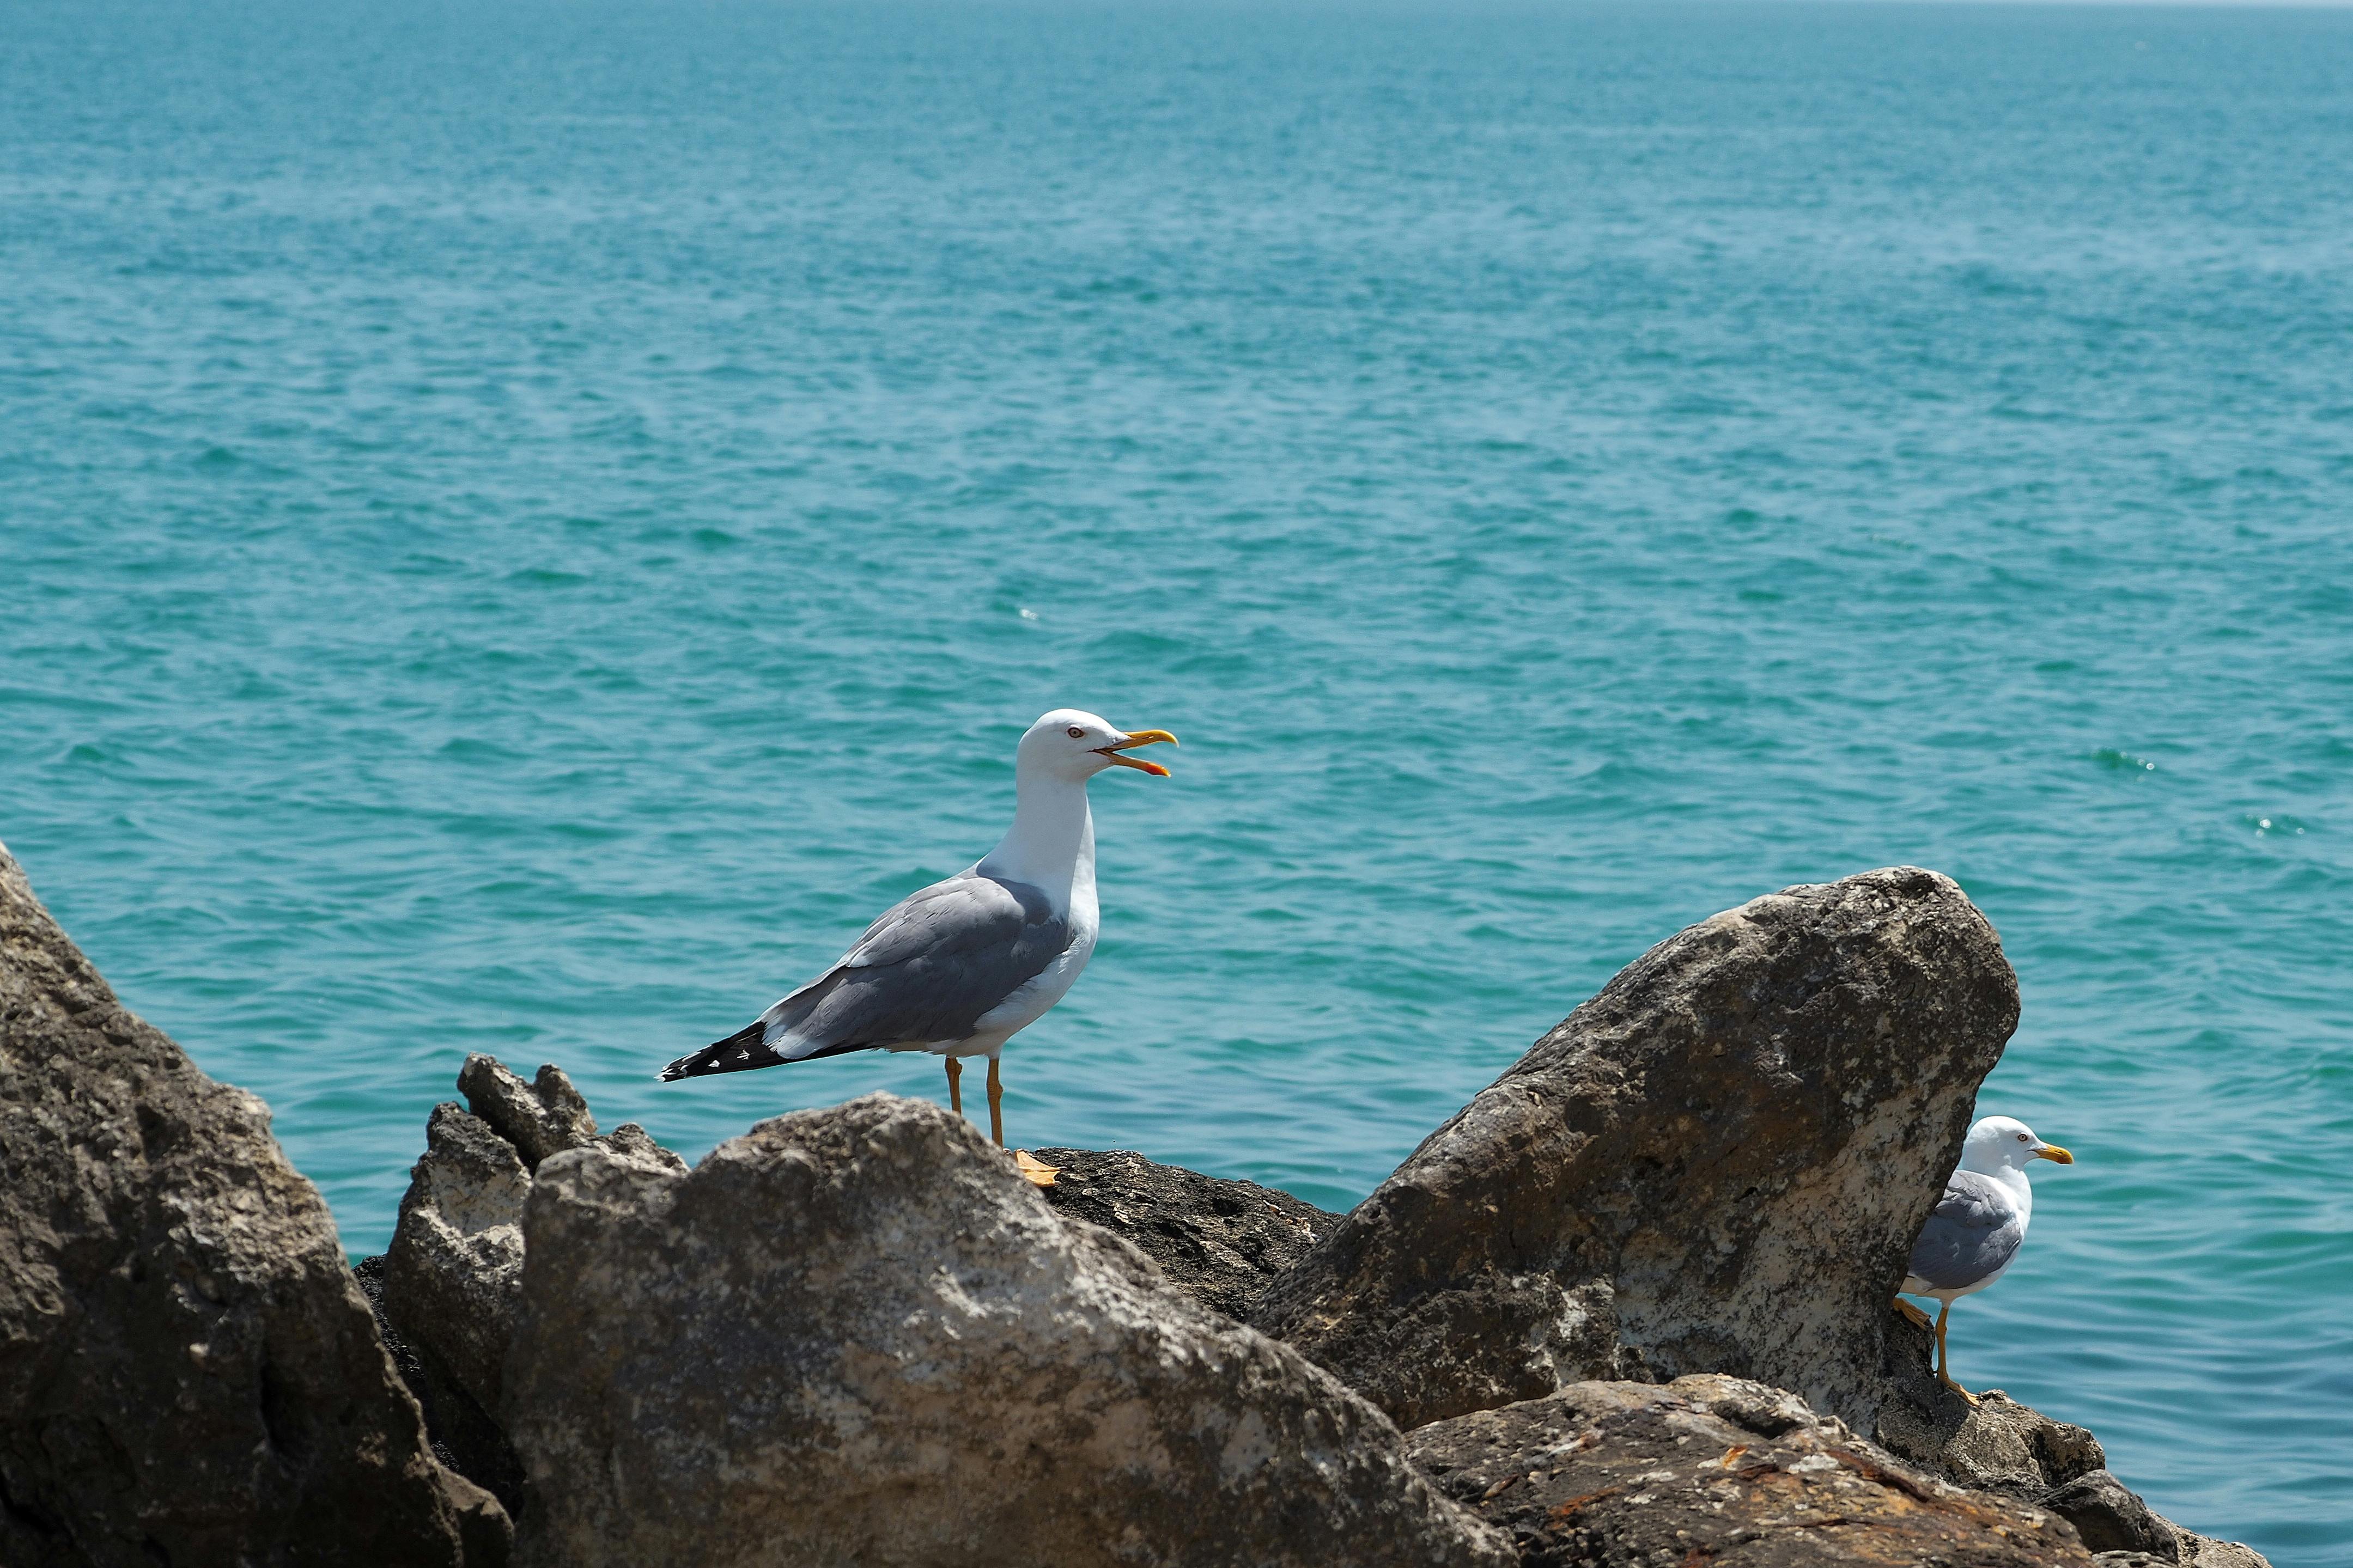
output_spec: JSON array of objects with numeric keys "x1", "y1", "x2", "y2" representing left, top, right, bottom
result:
[
  {"x1": 660, "y1": 871, "x2": 1071, "y2": 1081},
  {"x1": 1904, "y1": 1169, "x2": 2026, "y2": 1292}
]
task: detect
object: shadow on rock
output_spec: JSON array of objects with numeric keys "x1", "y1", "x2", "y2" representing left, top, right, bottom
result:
[{"x1": 1028, "y1": 1145, "x2": 1340, "y2": 1321}]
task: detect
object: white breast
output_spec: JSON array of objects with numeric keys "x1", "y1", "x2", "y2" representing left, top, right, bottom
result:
[{"x1": 971, "y1": 916, "x2": 1096, "y2": 1047}]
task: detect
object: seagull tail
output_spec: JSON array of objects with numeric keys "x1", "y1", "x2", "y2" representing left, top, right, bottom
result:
[{"x1": 659, "y1": 1020, "x2": 783, "y2": 1082}]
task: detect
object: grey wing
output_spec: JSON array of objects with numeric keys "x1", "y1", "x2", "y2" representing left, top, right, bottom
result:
[
  {"x1": 759, "y1": 871, "x2": 1071, "y2": 1059},
  {"x1": 1906, "y1": 1170, "x2": 2025, "y2": 1292}
]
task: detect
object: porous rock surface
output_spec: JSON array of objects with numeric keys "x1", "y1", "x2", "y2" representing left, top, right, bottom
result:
[
  {"x1": 1256, "y1": 866, "x2": 2019, "y2": 1432},
  {"x1": 1404, "y1": 1374, "x2": 2096, "y2": 1567},
  {"x1": 1874, "y1": 1328, "x2": 2266, "y2": 1567},
  {"x1": 379, "y1": 1055, "x2": 682, "y2": 1510},
  {"x1": 0, "y1": 843, "x2": 504, "y2": 1567},
  {"x1": 501, "y1": 1093, "x2": 1513, "y2": 1568},
  {"x1": 1029, "y1": 1145, "x2": 1339, "y2": 1321}
]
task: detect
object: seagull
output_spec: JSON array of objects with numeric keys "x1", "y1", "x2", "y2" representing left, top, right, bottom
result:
[
  {"x1": 659, "y1": 709, "x2": 1176, "y2": 1183},
  {"x1": 1896, "y1": 1114, "x2": 2075, "y2": 1404}
]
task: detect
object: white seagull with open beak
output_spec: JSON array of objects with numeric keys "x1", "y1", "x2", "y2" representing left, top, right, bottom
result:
[{"x1": 660, "y1": 709, "x2": 1177, "y2": 1185}]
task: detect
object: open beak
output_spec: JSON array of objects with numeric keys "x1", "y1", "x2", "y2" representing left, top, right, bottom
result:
[
  {"x1": 1097, "y1": 728, "x2": 1178, "y2": 776},
  {"x1": 2033, "y1": 1143, "x2": 2075, "y2": 1165}
]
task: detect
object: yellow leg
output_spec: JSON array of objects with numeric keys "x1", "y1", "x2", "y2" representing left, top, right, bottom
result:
[
  {"x1": 988, "y1": 1057, "x2": 1061, "y2": 1188},
  {"x1": 1894, "y1": 1298, "x2": 1932, "y2": 1331},
  {"x1": 1934, "y1": 1299, "x2": 1979, "y2": 1406},
  {"x1": 945, "y1": 1057, "x2": 962, "y2": 1119}
]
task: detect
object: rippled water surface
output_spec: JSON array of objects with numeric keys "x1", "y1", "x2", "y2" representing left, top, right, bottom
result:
[{"x1": 5, "y1": 2, "x2": 2350, "y2": 1557}]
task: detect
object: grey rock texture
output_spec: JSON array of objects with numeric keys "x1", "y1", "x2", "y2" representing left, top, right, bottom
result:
[
  {"x1": 2169, "y1": 1538, "x2": 2276, "y2": 1568},
  {"x1": 455, "y1": 1056, "x2": 598, "y2": 1172},
  {"x1": 381, "y1": 1102, "x2": 534, "y2": 1511},
  {"x1": 380, "y1": 1058, "x2": 683, "y2": 1511},
  {"x1": 1404, "y1": 1374, "x2": 2095, "y2": 1567},
  {"x1": 502, "y1": 1093, "x2": 1512, "y2": 1568},
  {"x1": 2046, "y1": 1470, "x2": 2178, "y2": 1558},
  {"x1": 1029, "y1": 1145, "x2": 1339, "y2": 1321},
  {"x1": 1256, "y1": 867, "x2": 2020, "y2": 1432},
  {"x1": 2100, "y1": 1540, "x2": 2273, "y2": 1568},
  {"x1": 0, "y1": 843, "x2": 506, "y2": 1568},
  {"x1": 1876, "y1": 1334, "x2": 2109, "y2": 1493},
  {"x1": 1872, "y1": 1354, "x2": 2268, "y2": 1568},
  {"x1": 352, "y1": 1253, "x2": 471, "y2": 1479}
]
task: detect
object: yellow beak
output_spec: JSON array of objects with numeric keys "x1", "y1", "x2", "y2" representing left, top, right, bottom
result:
[
  {"x1": 1097, "y1": 728, "x2": 1178, "y2": 776},
  {"x1": 2034, "y1": 1144, "x2": 2075, "y2": 1165}
]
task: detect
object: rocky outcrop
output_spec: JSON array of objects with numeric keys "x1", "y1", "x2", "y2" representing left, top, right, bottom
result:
[
  {"x1": 1404, "y1": 1374, "x2": 2097, "y2": 1566},
  {"x1": 3, "y1": 842, "x2": 2278, "y2": 1568},
  {"x1": 379, "y1": 1102, "x2": 534, "y2": 1510},
  {"x1": 453, "y1": 1057, "x2": 599, "y2": 1172},
  {"x1": 378, "y1": 1056, "x2": 683, "y2": 1511},
  {"x1": 0, "y1": 844, "x2": 506, "y2": 1567},
  {"x1": 1874, "y1": 1327, "x2": 2264, "y2": 1567},
  {"x1": 1256, "y1": 867, "x2": 2020, "y2": 1433},
  {"x1": 1029, "y1": 1145, "x2": 1339, "y2": 1321},
  {"x1": 501, "y1": 1093, "x2": 1513, "y2": 1568}
]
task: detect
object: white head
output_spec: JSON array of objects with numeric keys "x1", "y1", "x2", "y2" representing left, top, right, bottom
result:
[
  {"x1": 1959, "y1": 1115, "x2": 2075, "y2": 1176},
  {"x1": 1013, "y1": 708, "x2": 1179, "y2": 785}
]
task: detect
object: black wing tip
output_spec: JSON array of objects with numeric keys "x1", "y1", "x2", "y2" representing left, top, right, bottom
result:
[{"x1": 660, "y1": 1021, "x2": 776, "y2": 1083}]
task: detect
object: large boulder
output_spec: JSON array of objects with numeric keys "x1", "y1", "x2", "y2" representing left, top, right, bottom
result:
[
  {"x1": 0, "y1": 843, "x2": 506, "y2": 1567},
  {"x1": 379, "y1": 1057, "x2": 683, "y2": 1511},
  {"x1": 1029, "y1": 1146, "x2": 1339, "y2": 1321},
  {"x1": 1255, "y1": 867, "x2": 2018, "y2": 1432},
  {"x1": 1404, "y1": 1374, "x2": 2097, "y2": 1566},
  {"x1": 501, "y1": 1093, "x2": 1513, "y2": 1568}
]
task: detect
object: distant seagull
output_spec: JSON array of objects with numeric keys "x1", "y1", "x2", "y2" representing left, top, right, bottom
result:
[
  {"x1": 660, "y1": 709, "x2": 1177, "y2": 1183},
  {"x1": 1897, "y1": 1114, "x2": 2075, "y2": 1403}
]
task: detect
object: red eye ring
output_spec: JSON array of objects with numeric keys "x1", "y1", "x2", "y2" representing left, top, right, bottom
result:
[{"x1": 1067, "y1": 726, "x2": 1086, "y2": 739}]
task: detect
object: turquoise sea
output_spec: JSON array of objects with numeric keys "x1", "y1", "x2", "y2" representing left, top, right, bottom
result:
[{"x1": 5, "y1": 1, "x2": 2349, "y2": 1557}]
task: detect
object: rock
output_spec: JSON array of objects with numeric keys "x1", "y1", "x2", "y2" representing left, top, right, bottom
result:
[
  {"x1": 1028, "y1": 1146, "x2": 1339, "y2": 1321},
  {"x1": 1404, "y1": 1373, "x2": 2096, "y2": 1567},
  {"x1": 354, "y1": 1253, "x2": 466, "y2": 1475},
  {"x1": 0, "y1": 843, "x2": 507, "y2": 1567},
  {"x1": 2172, "y1": 1535, "x2": 2273, "y2": 1568},
  {"x1": 502, "y1": 1093, "x2": 1512, "y2": 1568},
  {"x1": 381, "y1": 1105, "x2": 534, "y2": 1512},
  {"x1": 1878, "y1": 1375, "x2": 2088, "y2": 1488},
  {"x1": 455, "y1": 1055, "x2": 598, "y2": 1171},
  {"x1": 1874, "y1": 1315, "x2": 2108, "y2": 1492},
  {"x1": 380, "y1": 1060, "x2": 685, "y2": 1513},
  {"x1": 1869, "y1": 1342, "x2": 2267, "y2": 1565},
  {"x1": 2045, "y1": 1470, "x2": 2178, "y2": 1558},
  {"x1": 1255, "y1": 867, "x2": 2020, "y2": 1432}
]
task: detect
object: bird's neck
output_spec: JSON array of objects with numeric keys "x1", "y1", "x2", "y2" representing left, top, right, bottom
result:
[{"x1": 977, "y1": 771, "x2": 1095, "y2": 914}]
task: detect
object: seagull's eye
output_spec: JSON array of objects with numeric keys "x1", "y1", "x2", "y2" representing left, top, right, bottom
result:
[
  {"x1": 2016, "y1": 1133, "x2": 2029, "y2": 1142},
  {"x1": 1067, "y1": 726, "x2": 1086, "y2": 739}
]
